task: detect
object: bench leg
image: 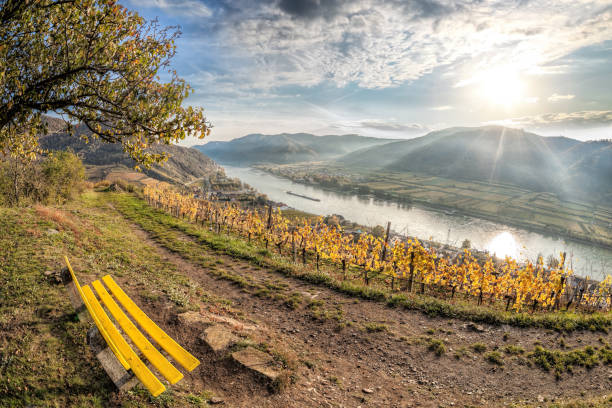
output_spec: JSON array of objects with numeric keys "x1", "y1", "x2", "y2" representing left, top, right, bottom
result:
[
  {"x1": 96, "y1": 347, "x2": 139, "y2": 391},
  {"x1": 87, "y1": 326, "x2": 138, "y2": 392},
  {"x1": 61, "y1": 267, "x2": 88, "y2": 321}
]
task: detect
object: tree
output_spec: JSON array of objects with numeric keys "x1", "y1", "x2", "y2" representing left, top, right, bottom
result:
[
  {"x1": 0, "y1": 0, "x2": 210, "y2": 165},
  {"x1": 461, "y1": 239, "x2": 471, "y2": 249}
]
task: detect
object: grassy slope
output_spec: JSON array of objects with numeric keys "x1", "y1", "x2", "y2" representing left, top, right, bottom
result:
[
  {"x1": 0, "y1": 192, "x2": 213, "y2": 407},
  {"x1": 110, "y1": 193, "x2": 612, "y2": 333},
  {"x1": 1, "y1": 190, "x2": 611, "y2": 407}
]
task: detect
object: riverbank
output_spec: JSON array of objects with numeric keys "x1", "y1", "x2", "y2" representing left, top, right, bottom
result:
[
  {"x1": 222, "y1": 165, "x2": 612, "y2": 279},
  {"x1": 254, "y1": 163, "x2": 612, "y2": 252}
]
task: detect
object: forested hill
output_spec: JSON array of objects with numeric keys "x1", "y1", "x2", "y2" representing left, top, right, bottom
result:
[
  {"x1": 39, "y1": 117, "x2": 221, "y2": 185},
  {"x1": 338, "y1": 126, "x2": 612, "y2": 203},
  {"x1": 193, "y1": 133, "x2": 398, "y2": 165}
]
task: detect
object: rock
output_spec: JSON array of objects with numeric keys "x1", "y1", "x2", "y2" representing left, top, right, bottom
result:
[
  {"x1": 362, "y1": 388, "x2": 374, "y2": 394},
  {"x1": 232, "y1": 347, "x2": 280, "y2": 381},
  {"x1": 46, "y1": 228, "x2": 59, "y2": 235},
  {"x1": 209, "y1": 397, "x2": 224, "y2": 404},
  {"x1": 43, "y1": 270, "x2": 62, "y2": 284},
  {"x1": 537, "y1": 395, "x2": 544, "y2": 402},
  {"x1": 465, "y1": 322, "x2": 486, "y2": 333},
  {"x1": 178, "y1": 310, "x2": 258, "y2": 332},
  {"x1": 201, "y1": 325, "x2": 235, "y2": 353},
  {"x1": 177, "y1": 311, "x2": 207, "y2": 326}
]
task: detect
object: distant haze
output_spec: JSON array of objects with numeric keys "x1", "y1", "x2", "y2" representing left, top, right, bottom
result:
[{"x1": 194, "y1": 126, "x2": 612, "y2": 204}]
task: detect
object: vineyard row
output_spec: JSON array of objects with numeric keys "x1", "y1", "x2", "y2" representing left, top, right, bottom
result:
[{"x1": 143, "y1": 186, "x2": 612, "y2": 313}]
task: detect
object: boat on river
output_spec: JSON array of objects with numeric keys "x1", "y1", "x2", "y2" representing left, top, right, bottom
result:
[{"x1": 286, "y1": 191, "x2": 321, "y2": 202}]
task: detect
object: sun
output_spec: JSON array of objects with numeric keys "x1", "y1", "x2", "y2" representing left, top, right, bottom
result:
[{"x1": 477, "y1": 67, "x2": 525, "y2": 108}]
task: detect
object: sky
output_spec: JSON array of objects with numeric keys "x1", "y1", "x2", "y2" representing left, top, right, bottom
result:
[{"x1": 122, "y1": 0, "x2": 612, "y2": 144}]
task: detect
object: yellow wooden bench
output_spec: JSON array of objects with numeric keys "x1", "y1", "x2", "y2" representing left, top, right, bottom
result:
[{"x1": 64, "y1": 256, "x2": 200, "y2": 396}]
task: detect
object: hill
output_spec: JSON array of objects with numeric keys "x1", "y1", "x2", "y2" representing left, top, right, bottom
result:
[
  {"x1": 194, "y1": 133, "x2": 397, "y2": 165},
  {"x1": 39, "y1": 121, "x2": 222, "y2": 185},
  {"x1": 2, "y1": 189, "x2": 610, "y2": 407},
  {"x1": 339, "y1": 126, "x2": 612, "y2": 201}
]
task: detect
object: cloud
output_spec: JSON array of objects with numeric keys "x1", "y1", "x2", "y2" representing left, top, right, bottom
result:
[
  {"x1": 358, "y1": 120, "x2": 428, "y2": 132},
  {"x1": 196, "y1": 0, "x2": 612, "y2": 91},
  {"x1": 278, "y1": 0, "x2": 343, "y2": 20},
  {"x1": 548, "y1": 93, "x2": 576, "y2": 102},
  {"x1": 430, "y1": 105, "x2": 453, "y2": 111},
  {"x1": 489, "y1": 110, "x2": 612, "y2": 129},
  {"x1": 327, "y1": 119, "x2": 429, "y2": 136},
  {"x1": 130, "y1": 0, "x2": 213, "y2": 17}
]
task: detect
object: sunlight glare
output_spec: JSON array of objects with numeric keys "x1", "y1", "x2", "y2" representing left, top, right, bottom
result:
[
  {"x1": 486, "y1": 231, "x2": 520, "y2": 259},
  {"x1": 477, "y1": 67, "x2": 525, "y2": 108}
]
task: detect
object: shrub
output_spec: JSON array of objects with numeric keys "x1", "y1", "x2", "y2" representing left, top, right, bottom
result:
[{"x1": 0, "y1": 151, "x2": 84, "y2": 205}]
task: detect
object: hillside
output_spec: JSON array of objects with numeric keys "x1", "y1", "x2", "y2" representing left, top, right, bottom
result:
[
  {"x1": 2, "y1": 189, "x2": 611, "y2": 407},
  {"x1": 194, "y1": 133, "x2": 397, "y2": 165},
  {"x1": 339, "y1": 126, "x2": 612, "y2": 201},
  {"x1": 39, "y1": 121, "x2": 222, "y2": 185}
]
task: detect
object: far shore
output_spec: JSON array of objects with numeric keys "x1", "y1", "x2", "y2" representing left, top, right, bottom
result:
[{"x1": 252, "y1": 165, "x2": 612, "y2": 253}]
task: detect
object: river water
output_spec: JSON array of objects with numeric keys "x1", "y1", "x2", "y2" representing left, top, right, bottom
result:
[{"x1": 222, "y1": 165, "x2": 612, "y2": 280}]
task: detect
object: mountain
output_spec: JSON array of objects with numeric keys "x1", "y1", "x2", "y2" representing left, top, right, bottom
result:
[
  {"x1": 193, "y1": 133, "x2": 398, "y2": 165},
  {"x1": 338, "y1": 126, "x2": 612, "y2": 201},
  {"x1": 39, "y1": 121, "x2": 221, "y2": 185}
]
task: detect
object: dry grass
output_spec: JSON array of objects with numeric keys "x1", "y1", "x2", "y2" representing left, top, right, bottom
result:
[{"x1": 34, "y1": 205, "x2": 81, "y2": 238}]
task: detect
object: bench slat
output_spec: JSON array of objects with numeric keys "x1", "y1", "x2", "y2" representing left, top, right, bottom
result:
[
  {"x1": 92, "y1": 280, "x2": 184, "y2": 385},
  {"x1": 102, "y1": 275, "x2": 200, "y2": 372},
  {"x1": 64, "y1": 256, "x2": 130, "y2": 370},
  {"x1": 82, "y1": 285, "x2": 166, "y2": 397}
]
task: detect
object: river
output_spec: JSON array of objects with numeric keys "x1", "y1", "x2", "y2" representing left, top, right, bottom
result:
[{"x1": 222, "y1": 165, "x2": 612, "y2": 280}]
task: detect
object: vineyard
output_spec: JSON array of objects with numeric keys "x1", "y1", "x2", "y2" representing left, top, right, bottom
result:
[{"x1": 144, "y1": 186, "x2": 612, "y2": 313}]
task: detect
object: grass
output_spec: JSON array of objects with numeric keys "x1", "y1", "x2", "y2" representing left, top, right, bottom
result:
[
  {"x1": 528, "y1": 345, "x2": 612, "y2": 377},
  {"x1": 545, "y1": 395, "x2": 612, "y2": 408},
  {"x1": 471, "y1": 343, "x2": 487, "y2": 353},
  {"x1": 0, "y1": 192, "x2": 233, "y2": 407},
  {"x1": 283, "y1": 292, "x2": 303, "y2": 310},
  {"x1": 112, "y1": 192, "x2": 612, "y2": 333},
  {"x1": 427, "y1": 338, "x2": 446, "y2": 356},
  {"x1": 363, "y1": 322, "x2": 388, "y2": 333},
  {"x1": 502, "y1": 345, "x2": 526, "y2": 355},
  {"x1": 484, "y1": 351, "x2": 504, "y2": 365}
]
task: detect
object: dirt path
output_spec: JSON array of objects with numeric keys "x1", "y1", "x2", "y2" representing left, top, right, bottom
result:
[{"x1": 118, "y1": 213, "x2": 611, "y2": 408}]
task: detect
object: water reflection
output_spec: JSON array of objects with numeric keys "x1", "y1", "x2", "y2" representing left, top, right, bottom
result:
[
  {"x1": 486, "y1": 231, "x2": 520, "y2": 259},
  {"x1": 222, "y1": 165, "x2": 612, "y2": 279}
]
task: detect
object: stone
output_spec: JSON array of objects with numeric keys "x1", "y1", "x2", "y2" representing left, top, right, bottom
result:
[
  {"x1": 232, "y1": 347, "x2": 280, "y2": 381},
  {"x1": 177, "y1": 311, "x2": 207, "y2": 326},
  {"x1": 465, "y1": 322, "x2": 486, "y2": 332},
  {"x1": 362, "y1": 388, "x2": 374, "y2": 394},
  {"x1": 204, "y1": 313, "x2": 258, "y2": 331},
  {"x1": 177, "y1": 311, "x2": 257, "y2": 331},
  {"x1": 209, "y1": 397, "x2": 224, "y2": 404},
  {"x1": 201, "y1": 325, "x2": 235, "y2": 353},
  {"x1": 46, "y1": 228, "x2": 59, "y2": 235}
]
